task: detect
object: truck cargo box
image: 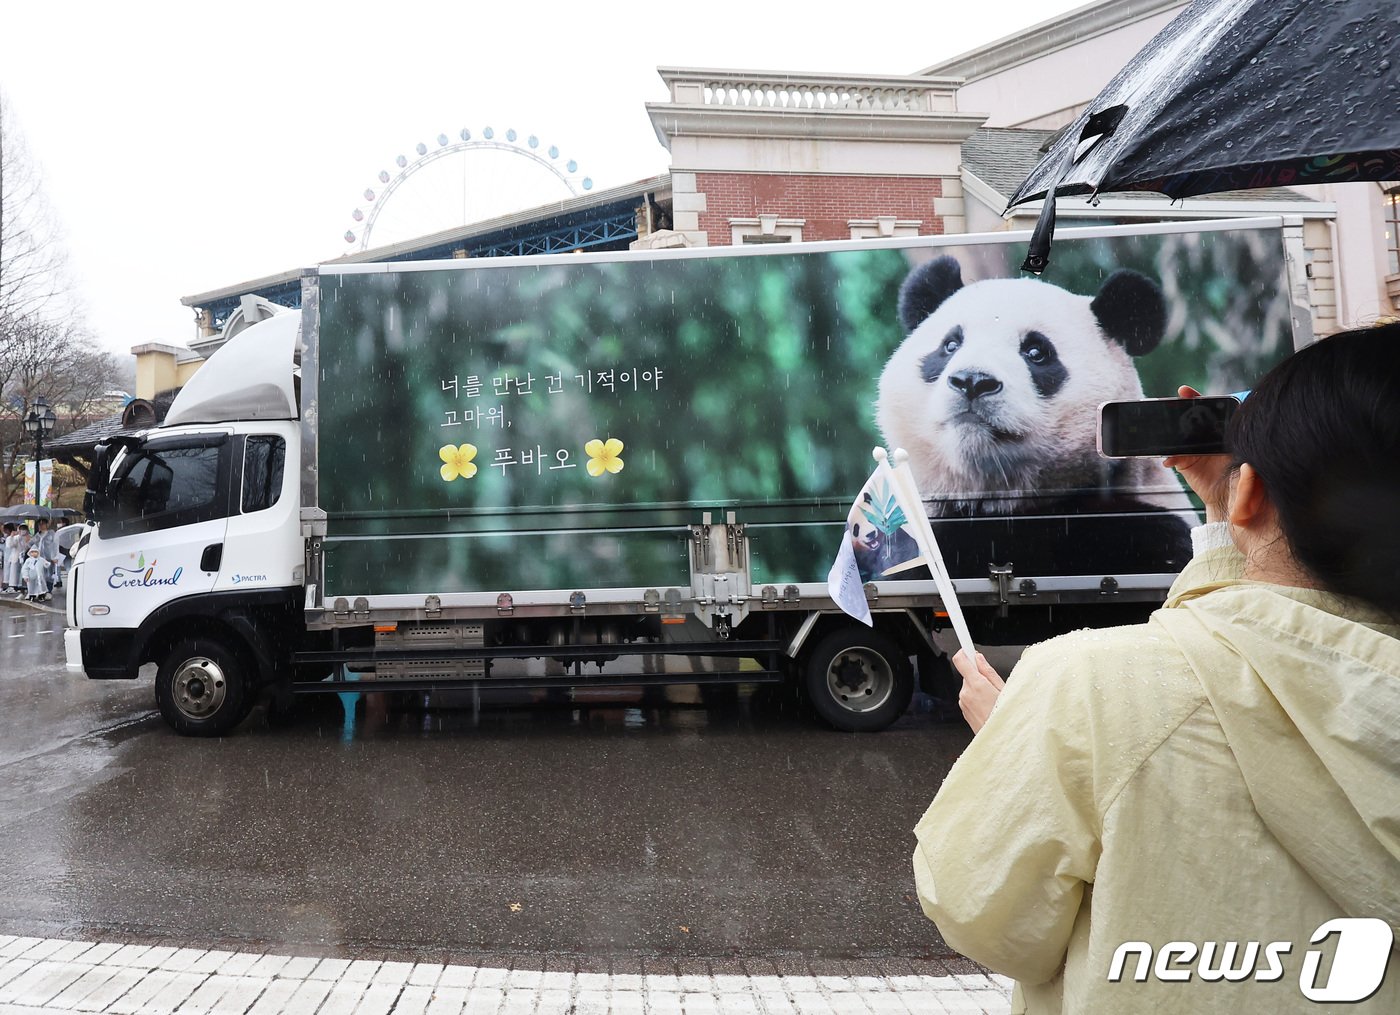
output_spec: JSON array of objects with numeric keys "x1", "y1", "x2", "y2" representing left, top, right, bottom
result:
[{"x1": 305, "y1": 218, "x2": 1297, "y2": 608}]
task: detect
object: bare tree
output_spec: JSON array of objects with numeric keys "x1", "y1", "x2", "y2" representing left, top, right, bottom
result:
[
  {"x1": 0, "y1": 92, "x2": 69, "y2": 339},
  {"x1": 0, "y1": 317, "x2": 123, "y2": 505},
  {"x1": 0, "y1": 90, "x2": 119, "y2": 506}
]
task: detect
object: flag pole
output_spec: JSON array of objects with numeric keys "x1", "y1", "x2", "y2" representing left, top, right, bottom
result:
[{"x1": 876, "y1": 448, "x2": 978, "y2": 664}]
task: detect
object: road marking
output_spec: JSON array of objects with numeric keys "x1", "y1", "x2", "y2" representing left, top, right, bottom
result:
[{"x1": 0, "y1": 935, "x2": 1014, "y2": 1014}]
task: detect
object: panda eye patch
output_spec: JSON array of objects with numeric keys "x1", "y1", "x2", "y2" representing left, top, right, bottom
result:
[
  {"x1": 1019, "y1": 331, "x2": 1068, "y2": 397},
  {"x1": 921, "y1": 326, "x2": 963, "y2": 383},
  {"x1": 1020, "y1": 331, "x2": 1056, "y2": 365}
]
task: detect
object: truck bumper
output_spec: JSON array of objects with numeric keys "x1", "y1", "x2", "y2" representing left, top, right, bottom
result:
[
  {"x1": 76, "y1": 628, "x2": 138, "y2": 680},
  {"x1": 64, "y1": 628, "x2": 85, "y2": 676}
]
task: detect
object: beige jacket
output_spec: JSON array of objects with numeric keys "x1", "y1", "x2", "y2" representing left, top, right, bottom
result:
[{"x1": 914, "y1": 546, "x2": 1400, "y2": 1013}]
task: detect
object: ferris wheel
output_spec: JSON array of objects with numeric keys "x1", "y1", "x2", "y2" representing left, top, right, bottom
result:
[{"x1": 344, "y1": 127, "x2": 594, "y2": 251}]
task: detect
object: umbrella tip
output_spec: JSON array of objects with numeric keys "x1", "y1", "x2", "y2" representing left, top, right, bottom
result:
[{"x1": 1021, "y1": 253, "x2": 1049, "y2": 275}]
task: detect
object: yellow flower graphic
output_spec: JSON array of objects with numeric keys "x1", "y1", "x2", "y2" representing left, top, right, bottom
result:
[
  {"x1": 585, "y1": 437, "x2": 624, "y2": 477},
  {"x1": 439, "y1": 443, "x2": 478, "y2": 481}
]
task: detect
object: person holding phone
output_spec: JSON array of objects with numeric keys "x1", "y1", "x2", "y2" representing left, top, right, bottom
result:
[{"x1": 912, "y1": 323, "x2": 1400, "y2": 1013}]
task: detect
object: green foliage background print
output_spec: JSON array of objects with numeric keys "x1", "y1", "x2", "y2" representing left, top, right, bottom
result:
[{"x1": 316, "y1": 226, "x2": 1293, "y2": 595}]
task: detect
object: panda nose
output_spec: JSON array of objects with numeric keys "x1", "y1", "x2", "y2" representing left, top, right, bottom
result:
[{"x1": 949, "y1": 370, "x2": 1003, "y2": 401}]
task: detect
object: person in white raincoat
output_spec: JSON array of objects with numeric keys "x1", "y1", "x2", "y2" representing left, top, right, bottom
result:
[
  {"x1": 914, "y1": 324, "x2": 1400, "y2": 1014},
  {"x1": 5, "y1": 524, "x2": 30, "y2": 593},
  {"x1": 20, "y1": 547, "x2": 48, "y2": 601}
]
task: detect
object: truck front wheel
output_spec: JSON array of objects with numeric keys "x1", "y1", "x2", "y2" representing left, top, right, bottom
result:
[
  {"x1": 155, "y1": 636, "x2": 251, "y2": 737},
  {"x1": 803, "y1": 627, "x2": 913, "y2": 732}
]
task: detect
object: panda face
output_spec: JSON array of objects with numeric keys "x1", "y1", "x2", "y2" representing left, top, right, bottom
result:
[
  {"x1": 877, "y1": 275, "x2": 1151, "y2": 498},
  {"x1": 917, "y1": 322, "x2": 1068, "y2": 404}
]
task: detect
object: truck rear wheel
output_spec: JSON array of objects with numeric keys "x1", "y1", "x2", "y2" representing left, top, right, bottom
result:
[
  {"x1": 804, "y1": 627, "x2": 913, "y2": 732},
  {"x1": 155, "y1": 636, "x2": 251, "y2": 737}
]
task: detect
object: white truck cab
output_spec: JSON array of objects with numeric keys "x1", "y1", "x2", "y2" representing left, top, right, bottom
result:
[{"x1": 66, "y1": 311, "x2": 305, "y2": 733}]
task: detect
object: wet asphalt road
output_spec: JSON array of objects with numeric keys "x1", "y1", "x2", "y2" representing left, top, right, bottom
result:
[{"x1": 0, "y1": 600, "x2": 984, "y2": 965}]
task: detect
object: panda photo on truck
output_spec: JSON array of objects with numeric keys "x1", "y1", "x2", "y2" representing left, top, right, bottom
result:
[{"x1": 876, "y1": 255, "x2": 1194, "y2": 578}]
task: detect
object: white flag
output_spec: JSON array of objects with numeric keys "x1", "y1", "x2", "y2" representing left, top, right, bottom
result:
[
  {"x1": 826, "y1": 450, "x2": 926, "y2": 627},
  {"x1": 826, "y1": 530, "x2": 872, "y2": 627},
  {"x1": 826, "y1": 448, "x2": 977, "y2": 663}
]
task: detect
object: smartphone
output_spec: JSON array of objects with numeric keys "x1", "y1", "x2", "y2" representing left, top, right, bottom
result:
[{"x1": 1097, "y1": 395, "x2": 1241, "y2": 458}]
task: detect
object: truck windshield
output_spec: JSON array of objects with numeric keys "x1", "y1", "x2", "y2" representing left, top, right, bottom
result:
[{"x1": 106, "y1": 437, "x2": 230, "y2": 534}]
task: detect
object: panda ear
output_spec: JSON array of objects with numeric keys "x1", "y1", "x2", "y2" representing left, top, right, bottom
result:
[
  {"x1": 1090, "y1": 269, "x2": 1167, "y2": 357},
  {"x1": 898, "y1": 256, "x2": 964, "y2": 333}
]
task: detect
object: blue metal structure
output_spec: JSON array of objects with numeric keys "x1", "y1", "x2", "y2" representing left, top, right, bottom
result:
[
  {"x1": 473, "y1": 208, "x2": 636, "y2": 258},
  {"x1": 198, "y1": 197, "x2": 640, "y2": 332}
]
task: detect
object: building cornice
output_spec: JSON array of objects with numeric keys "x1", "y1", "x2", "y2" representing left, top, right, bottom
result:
[
  {"x1": 919, "y1": 0, "x2": 1186, "y2": 82},
  {"x1": 648, "y1": 105, "x2": 987, "y2": 146},
  {"x1": 654, "y1": 66, "x2": 965, "y2": 90}
]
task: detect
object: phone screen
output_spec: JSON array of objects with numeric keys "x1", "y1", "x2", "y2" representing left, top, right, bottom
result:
[{"x1": 1098, "y1": 396, "x2": 1239, "y2": 458}]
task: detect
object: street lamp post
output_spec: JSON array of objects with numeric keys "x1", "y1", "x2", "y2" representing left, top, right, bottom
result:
[{"x1": 23, "y1": 397, "x2": 57, "y2": 506}]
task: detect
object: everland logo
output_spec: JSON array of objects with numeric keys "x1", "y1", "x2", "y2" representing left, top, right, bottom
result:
[
  {"x1": 1108, "y1": 917, "x2": 1393, "y2": 1003},
  {"x1": 108, "y1": 552, "x2": 183, "y2": 590}
]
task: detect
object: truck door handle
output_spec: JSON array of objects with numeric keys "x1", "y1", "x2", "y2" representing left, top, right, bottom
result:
[{"x1": 200, "y1": 544, "x2": 223, "y2": 572}]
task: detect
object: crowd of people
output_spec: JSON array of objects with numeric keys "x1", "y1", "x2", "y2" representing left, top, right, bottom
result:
[{"x1": 2, "y1": 519, "x2": 63, "y2": 602}]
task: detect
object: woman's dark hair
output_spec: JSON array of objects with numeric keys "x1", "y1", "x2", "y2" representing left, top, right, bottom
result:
[{"x1": 1228, "y1": 322, "x2": 1400, "y2": 615}]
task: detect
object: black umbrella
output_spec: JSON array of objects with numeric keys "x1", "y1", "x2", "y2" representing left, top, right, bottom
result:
[
  {"x1": 1, "y1": 505, "x2": 72, "y2": 522},
  {"x1": 1008, "y1": 0, "x2": 1400, "y2": 273}
]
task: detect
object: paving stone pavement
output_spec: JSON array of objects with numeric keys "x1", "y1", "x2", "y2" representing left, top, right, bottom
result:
[{"x1": 0, "y1": 936, "x2": 1011, "y2": 1014}]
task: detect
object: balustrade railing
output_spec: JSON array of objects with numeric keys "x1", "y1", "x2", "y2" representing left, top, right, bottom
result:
[{"x1": 658, "y1": 69, "x2": 961, "y2": 115}]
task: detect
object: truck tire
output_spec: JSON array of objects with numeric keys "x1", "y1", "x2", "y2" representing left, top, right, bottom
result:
[
  {"x1": 803, "y1": 627, "x2": 913, "y2": 732},
  {"x1": 154, "y1": 636, "x2": 251, "y2": 737}
]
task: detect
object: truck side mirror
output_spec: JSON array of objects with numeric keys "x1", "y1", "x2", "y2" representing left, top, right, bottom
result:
[{"x1": 85, "y1": 442, "x2": 113, "y2": 522}]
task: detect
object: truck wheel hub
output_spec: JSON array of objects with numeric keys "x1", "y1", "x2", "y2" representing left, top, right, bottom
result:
[
  {"x1": 826, "y1": 648, "x2": 893, "y2": 712},
  {"x1": 173, "y1": 657, "x2": 226, "y2": 719}
]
